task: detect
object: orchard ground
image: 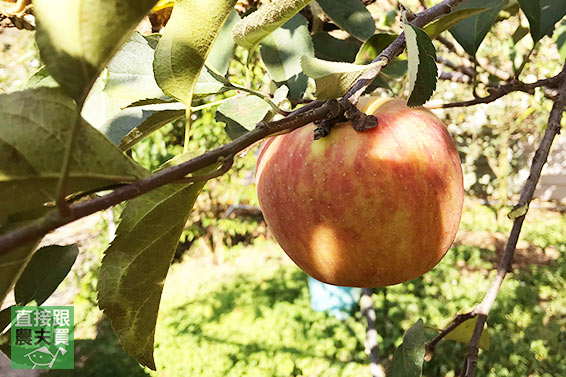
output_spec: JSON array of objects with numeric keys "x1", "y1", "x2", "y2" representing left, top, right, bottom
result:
[{"x1": 0, "y1": 198, "x2": 563, "y2": 377}]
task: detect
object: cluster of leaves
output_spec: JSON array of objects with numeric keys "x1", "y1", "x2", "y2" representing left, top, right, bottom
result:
[{"x1": 1, "y1": 0, "x2": 566, "y2": 374}]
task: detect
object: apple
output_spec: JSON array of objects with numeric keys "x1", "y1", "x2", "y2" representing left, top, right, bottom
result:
[{"x1": 255, "y1": 97, "x2": 464, "y2": 288}]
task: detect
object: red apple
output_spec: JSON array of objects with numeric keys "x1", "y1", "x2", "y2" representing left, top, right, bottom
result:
[{"x1": 255, "y1": 97, "x2": 464, "y2": 288}]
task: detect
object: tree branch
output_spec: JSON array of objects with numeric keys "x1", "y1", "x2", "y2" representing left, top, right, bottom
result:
[
  {"x1": 424, "y1": 311, "x2": 478, "y2": 361},
  {"x1": 360, "y1": 288, "x2": 385, "y2": 377},
  {"x1": 427, "y1": 69, "x2": 566, "y2": 109},
  {"x1": 0, "y1": 100, "x2": 339, "y2": 254},
  {"x1": 424, "y1": 60, "x2": 566, "y2": 376},
  {"x1": 459, "y1": 60, "x2": 566, "y2": 377},
  {"x1": 0, "y1": 0, "x2": 472, "y2": 255}
]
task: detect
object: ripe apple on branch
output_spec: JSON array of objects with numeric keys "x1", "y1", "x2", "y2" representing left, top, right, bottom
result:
[{"x1": 256, "y1": 97, "x2": 464, "y2": 287}]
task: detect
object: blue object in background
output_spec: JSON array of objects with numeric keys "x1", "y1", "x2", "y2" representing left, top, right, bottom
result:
[{"x1": 307, "y1": 276, "x2": 362, "y2": 320}]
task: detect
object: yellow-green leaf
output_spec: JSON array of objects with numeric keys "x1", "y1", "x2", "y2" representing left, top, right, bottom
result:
[
  {"x1": 98, "y1": 156, "x2": 215, "y2": 370},
  {"x1": 301, "y1": 56, "x2": 379, "y2": 99},
  {"x1": 153, "y1": 0, "x2": 237, "y2": 105},
  {"x1": 33, "y1": 0, "x2": 158, "y2": 103},
  {"x1": 423, "y1": 8, "x2": 488, "y2": 40},
  {"x1": 0, "y1": 88, "x2": 149, "y2": 217},
  {"x1": 403, "y1": 13, "x2": 438, "y2": 107},
  {"x1": 232, "y1": 0, "x2": 313, "y2": 49},
  {"x1": 444, "y1": 317, "x2": 491, "y2": 350}
]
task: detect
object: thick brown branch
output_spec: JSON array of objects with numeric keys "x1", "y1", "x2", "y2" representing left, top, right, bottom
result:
[
  {"x1": 0, "y1": 100, "x2": 338, "y2": 255},
  {"x1": 459, "y1": 60, "x2": 566, "y2": 377},
  {"x1": 0, "y1": 0, "x2": 473, "y2": 254}
]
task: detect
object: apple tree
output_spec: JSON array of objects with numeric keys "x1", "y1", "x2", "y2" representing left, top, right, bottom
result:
[{"x1": 1, "y1": 0, "x2": 565, "y2": 376}]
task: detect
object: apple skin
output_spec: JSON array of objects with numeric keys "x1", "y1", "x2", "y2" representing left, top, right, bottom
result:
[{"x1": 255, "y1": 97, "x2": 464, "y2": 288}]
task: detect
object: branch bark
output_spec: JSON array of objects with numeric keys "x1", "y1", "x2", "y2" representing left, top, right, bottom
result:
[
  {"x1": 360, "y1": 288, "x2": 385, "y2": 377},
  {"x1": 423, "y1": 60, "x2": 566, "y2": 376},
  {"x1": 427, "y1": 70, "x2": 566, "y2": 109},
  {"x1": 459, "y1": 60, "x2": 566, "y2": 377}
]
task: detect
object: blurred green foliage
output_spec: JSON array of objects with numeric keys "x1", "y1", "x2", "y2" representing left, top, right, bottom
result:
[{"x1": 48, "y1": 201, "x2": 566, "y2": 377}]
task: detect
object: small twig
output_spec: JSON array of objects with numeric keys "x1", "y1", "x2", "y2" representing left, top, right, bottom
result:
[
  {"x1": 476, "y1": 56, "x2": 511, "y2": 82},
  {"x1": 437, "y1": 35, "x2": 459, "y2": 55},
  {"x1": 361, "y1": 288, "x2": 385, "y2": 377},
  {"x1": 439, "y1": 71, "x2": 472, "y2": 83},
  {"x1": 514, "y1": 43, "x2": 537, "y2": 79},
  {"x1": 234, "y1": 86, "x2": 289, "y2": 116},
  {"x1": 437, "y1": 56, "x2": 475, "y2": 77},
  {"x1": 427, "y1": 69, "x2": 566, "y2": 109},
  {"x1": 459, "y1": 60, "x2": 566, "y2": 377},
  {"x1": 424, "y1": 311, "x2": 477, "y2": 361}
]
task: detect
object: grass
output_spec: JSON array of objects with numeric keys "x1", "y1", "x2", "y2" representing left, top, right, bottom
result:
[{"x1": 44, "y1": 199, "x2": 566, "y2": 377}]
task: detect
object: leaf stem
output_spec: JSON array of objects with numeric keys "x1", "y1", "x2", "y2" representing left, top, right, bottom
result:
[
  {"x1": 233, "y1": 85, "x2": 289, "y2": 115},
  {"x1": 54, "y1": 110, "x2": 82, "y2": 215},
  {"x1": 190, "y1": 97, "x2": 231, "y2": 111}
]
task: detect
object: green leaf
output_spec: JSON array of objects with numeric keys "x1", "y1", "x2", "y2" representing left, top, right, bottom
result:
[
  {"x1": 423, "y1": 8, "x2": 488, "y2": 40},
  {"x1": 449, "y1": 0, "x2": 506, "y2": 56},
  {"x1": 389, "y1": 319, "x2": 425, "y2": 377},
  {"x1": 33, "y1": 0, "x2": 158, "y2": 103},
  {"x1": 301, "y1": 56, "x2": 379, "y2": 99},
  {"x1": 0, "y1": 242, "x2": 40, "y2": 307},
  {"x1": 518, "y1": 0, "x2": 566, "y2": 43},
  {"x1": 193, "y1": 68, "x2": 233, "y2": 98},
  {"x1": 0, "y1": 306, "x2": 11, "y2": 334},
  {"x1": 153, "y1": 0, "x2": 237, "y2": 105},
  {"x1": 118, "y1": 108, "x2": 185, "y2": 151},
  {"x1": 25, "y1": 66, "x2": 59, "y2": 89},
  {"x1": 316, "y1": 0, "x2": 376, "y2": 41},
  {"x1": 355, "y1": 33, "x2": 397, "y2": 64},
  {"x1": 103, "y1": 32, "x2": 168, "y2": 108},
  {"x1": 216, "y1": 96, "x2": 272, "y2": 140},
  {"x1": 403, "y1": 14, "x2": 438, "y2": 107},
  {"x1": 96, "y1": 102, "x2": 185, "y2": 147},
  {"x1": 273, "y1": 85, "x2": 290, "y2": 105},
  {"x1": 0, "y1": 88, "x2": 149, "y2": 217},
  {"x1": 0, "y1": 218, "x2": 42, "y2": 307},
  {"x1": 207, "y1": 10, "x2": 241, "y2": 75},
  {"x1": 232, "y1": 0, "x2": 313, "y2": 49},
  {"x1": 14, "y1": 244, "x2": 79, "y2": 306},
  {"x1": 555, "y1": 22, "x2": 566, "y2": 61},
  {"x1": 444, "y1": 317, "x2": 490, "y2": 350},
  {"x1": 98, "y1": 159, "x2": 213, "y2": 370},
  {"x1": 80, "y1": 74, "x2": 123, "y2": 130},
  {"x1": 382, "y1": 59, "x2": 408, "y2": 79},
  {"x1": 260, "y1": 14, "x2": 314, "y2": 83},
  {"x1": 312, "y1": 32, "x2": 360, "y2": 63}
]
